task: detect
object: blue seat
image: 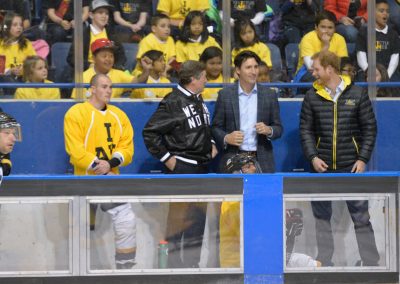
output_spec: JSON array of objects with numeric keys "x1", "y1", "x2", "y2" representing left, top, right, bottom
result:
[
  {"x1": 267, "y1": 43, "x2": 282, "y2": 70},
  {"x1": 347, "y1": 43, "x2": 356, "y2": 58},
  {"x1": 284, "y1": 43, "x2": 299, "y2": 80},
  {"x1": 122, "y1": 43, "x2": 139, "y2": 72},
  {"x1": 50, "y1": 42, "x2": 71, "y2": 83}
]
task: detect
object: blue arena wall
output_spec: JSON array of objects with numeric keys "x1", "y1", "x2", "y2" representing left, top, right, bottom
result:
[{"x1": 0, "y1": 100, "x2": 398, "y2": 174}]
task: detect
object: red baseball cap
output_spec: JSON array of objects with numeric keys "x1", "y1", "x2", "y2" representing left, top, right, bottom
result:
[{"x1": 91, "y1": 38, "x2": 115, "y2": 54}]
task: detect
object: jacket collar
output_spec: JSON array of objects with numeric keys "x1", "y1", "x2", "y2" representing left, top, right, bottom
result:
[{"x1": 313, "y1": 75, "x2": 352, "y2": 101}]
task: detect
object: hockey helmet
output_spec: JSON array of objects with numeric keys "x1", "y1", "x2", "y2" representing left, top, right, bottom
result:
[
  {"x1": 225, "y1": 152, "x2": 262, "y2": 174},
  {"x1": 0, "y1": 112, "x2": 22, "y2": 141}
]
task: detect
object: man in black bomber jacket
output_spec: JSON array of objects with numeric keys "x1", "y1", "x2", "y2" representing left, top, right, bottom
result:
[
  {"x1": 300, "y1": 51, "x2": 379, "y2": 267},
  {"x1": 143, "y1": 60, "x2": 217, "y2": 268}
]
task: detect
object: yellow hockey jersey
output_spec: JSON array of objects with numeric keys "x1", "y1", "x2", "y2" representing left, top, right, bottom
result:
[{"x1": 64, "y1": 101, "x2": 134, "y2": 175}]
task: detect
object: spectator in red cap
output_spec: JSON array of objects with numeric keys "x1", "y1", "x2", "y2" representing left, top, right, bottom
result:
[
  {"x1": 71, "y1": 38, "x2": 152, "y2": 99},
  {"x1": 67, "y1": 0, "x2": 127, "y2": 71}
]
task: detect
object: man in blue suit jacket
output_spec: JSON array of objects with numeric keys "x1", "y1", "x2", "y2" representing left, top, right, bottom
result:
[{"x1": 212, "y1": 51, "x2": 283, "y2": 173}]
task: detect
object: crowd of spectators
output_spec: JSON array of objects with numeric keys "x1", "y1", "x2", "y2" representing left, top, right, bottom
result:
[{"x1": 1, "y1": 0, "x2": 400, "y2": 98}]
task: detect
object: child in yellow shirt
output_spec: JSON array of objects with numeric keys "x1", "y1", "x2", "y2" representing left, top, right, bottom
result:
[
  {"x1": 199, "y1": 46, "x2": 223, "y2": 99},
  {"x1": 131, "y1": 50, "x2": 172, "y2": 99},
  {"x1": 0, "y1": 12, "x2": 36, "y2": 96},
  {"x1": 176, "y1": 11, "x2": 221, "y2": 63},
  {"x1": 231, "y1": 18, "x2": 272, "y2": 68},
  {"x1": 15, "y1": 56, "x2": 60, "y2": 99},
  {"x1": 132, "y1": 14, "x2": 176, "y2": 77}
]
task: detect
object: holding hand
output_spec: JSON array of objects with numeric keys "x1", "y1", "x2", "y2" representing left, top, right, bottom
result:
[
  {"x1": 225, "y1": 131, "x2": 244, "y2": 146},
  {"x1": 255, "y1": 122, "x2": 272, "y2": 136},
  {"x1": 92, "y1": 159, "x2": 111, "y2": 175}
]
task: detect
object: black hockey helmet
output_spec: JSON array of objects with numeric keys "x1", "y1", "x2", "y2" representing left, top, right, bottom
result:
[
  {"x1": 0, "y1": 112, "x2": 22, "y2": 141},
  {"x1": 225, "y1": 152, "x2": 262, "y2": 174}
]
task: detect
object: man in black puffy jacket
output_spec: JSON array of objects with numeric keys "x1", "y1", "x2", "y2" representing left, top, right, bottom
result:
[{"x1": 300, "y1": 50, "x2": 379, "y2": 267}]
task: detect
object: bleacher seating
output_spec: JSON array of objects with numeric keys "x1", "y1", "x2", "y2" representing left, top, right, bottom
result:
[
  {"x1": 122, "y1": 43, "x2": 139, "y2": 72},
  {"x1": 50, "y1": 42, "x2": 71, "y2": 83},
  {"x1": 285, "y1": 43, "x2": 299, "y2": 80},
  {"x1": 267, "y1": 43, "x2": 282, "y2": 70}
]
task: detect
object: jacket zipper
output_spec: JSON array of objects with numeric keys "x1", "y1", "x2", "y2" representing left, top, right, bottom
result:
[
  {"x1": 333, "y1": 102, "x2": 337, "y2": 170},
  {"x1": 352, "y1": 136, "x2": 359, "y2": 154},
  {"x1": 316, "y1": 137, "x2": 321, "y2": 148}
]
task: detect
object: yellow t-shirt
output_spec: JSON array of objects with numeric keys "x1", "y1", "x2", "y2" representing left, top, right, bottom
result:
[
  {"x1": 131, "y1": 75, "x2": 172, "y2": 98},
  {"x1": 157, "y1": 0, "x2": 210, "y2": 20},
  {"x1": 64, "y1": 101, "x2": 134, "y2": 175},
  {"x1": 231, "y1": 42, "x2": 272, "y2": 68},
  {"x1": 202, "y1": 74, "x2": 234, "y2": 99},
  {"x1": 176, "y1": 36, "x2": 221, "y2": 63},
  {"x1": 71, "y1": 67, "x2": 134, "y2": 99},
  {"x1": 297, "y1": 31, "x2": 348, "y2": 72},
  {"x1": 133, "y1": 33, "x2": 176, "y2": 76},
  {"x1": 15, "y1": 80, "x2": 61, "y2": 99},
  {"x1": 0, "y1": 40, "x2": 36, "y2": 72},
  {"x1": 219, "y1": 201, "x2": 240, "y2": 268},
  {"x1": 88, "y1": 29, "x2": 108, "y2": 64}
]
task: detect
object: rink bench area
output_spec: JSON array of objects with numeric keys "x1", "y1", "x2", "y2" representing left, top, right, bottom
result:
[{"x1": 0, "y1": 173, "x2": 398, "y2": 284}]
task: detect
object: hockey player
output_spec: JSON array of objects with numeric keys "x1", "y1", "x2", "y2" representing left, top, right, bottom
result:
[
  {"x1": 0, "y1": 111, "x2": 22, "y2": 179},
  {"x1": 220, "y1": 153, "x2": 321, "y2": 268},
  {"x1": 64, "y1": 74, "x2": 136, "y2": 269}
]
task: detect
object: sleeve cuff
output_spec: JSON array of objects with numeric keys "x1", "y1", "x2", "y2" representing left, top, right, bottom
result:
[
  {"x1": 267, "y1": 127, "x2": 274, "y2": 140},
  {"x1": 112, "y1": 152, "x2": 124, "y2": 165},
  {"x1": 160, "y1": 152, "x2": 171, "y2": 162}
]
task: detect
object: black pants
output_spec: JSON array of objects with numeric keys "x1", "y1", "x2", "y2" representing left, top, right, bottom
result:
[
  {"x1": 165, "y1": 159, "x2": 208, "y2": 268},
  {"x1": 311, "y1": 165, "x2": 380, "y2": 266}
]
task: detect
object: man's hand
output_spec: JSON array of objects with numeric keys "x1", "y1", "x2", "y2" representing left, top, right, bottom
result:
[
  {"x1": 225, "y1": 131, "x2": 244, "y2": 146},
  {"x1": 339, "y1": 16, "x2": 355, "y2": 26},
  {"x1": 312, "y1": 157, "x2": 328, "y2": 173},
  {"x1": 93, "y1": 160, "x2": 111, "y2": 175},
  {"x1": 211, "y1": 144, "x2": 218, "y2": 158},
  {"x1": 130, "y1": 23, "x2": 142, "y2": 32},
  {"x1": 351, "y1": 160, "x2": 366, "y2": 173},
  {"x1": 255, "y1": 122, "x2": 272, "y2": 136},
  {"x1": 61, "y1": 20, "x2": 72, "y2": 30},
  {"x1": 165, "y1": 156, "x2": 177, "y2": 171}
]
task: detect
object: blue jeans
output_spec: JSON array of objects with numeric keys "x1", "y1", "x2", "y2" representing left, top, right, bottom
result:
[{"x1": 335, "y1": 24, "x2": 359, "y2": 43}]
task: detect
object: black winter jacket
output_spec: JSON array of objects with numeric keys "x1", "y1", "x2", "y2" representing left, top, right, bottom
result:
[
  {"x1": 143, "y1": 85, "x2": 214, "y2": 165},
  {"x1": 300, "y1": 76, "x2": 377, "y2": 170}
]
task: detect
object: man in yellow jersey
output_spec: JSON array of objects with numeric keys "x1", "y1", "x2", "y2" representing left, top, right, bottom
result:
[
  {"x1": 64, "y1": 74, "x2": 136, "y2": 269},
  {"x1": 300, "y1": 51, "x2": 379, "y2": 267}
]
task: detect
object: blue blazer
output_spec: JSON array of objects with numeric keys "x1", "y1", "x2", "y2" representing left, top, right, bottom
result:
[{"x1": 211, "y1": 83, "x2": 283, "y2": 173}]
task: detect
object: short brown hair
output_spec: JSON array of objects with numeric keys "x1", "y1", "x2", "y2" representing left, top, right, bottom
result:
[
  {"x1": 22, "y1": 56, "x2": 47, "y2": 82},
  {"x1": 178, "y1": 60, "x2": 205, "y2": 86},
  {"x1": 311, "y1": 51, "x2": 340, "y2": 73}
]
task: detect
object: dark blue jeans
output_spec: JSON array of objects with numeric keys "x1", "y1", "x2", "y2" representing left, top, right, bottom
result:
[{"x1": 311, "y1": 165, "x2": 380, "y2": 266}]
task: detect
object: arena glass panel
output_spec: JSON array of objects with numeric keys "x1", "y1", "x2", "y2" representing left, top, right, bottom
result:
[
  {"x1": 0, "y1": 197, "x2": 73, "y2": 275},
  {"x1": 84, "y1": 196, "x2": 243, "y2": 274},
  {"x1": 284, "y1": 193, "x2": 396, "y2": 272}
]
